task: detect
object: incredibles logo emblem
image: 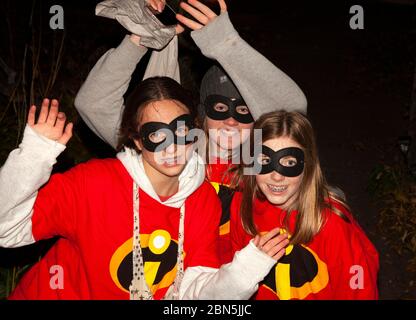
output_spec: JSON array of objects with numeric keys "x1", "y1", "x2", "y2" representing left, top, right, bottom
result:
[
  {"x1": 261, "y1": 230, "x2": 329, "y2": 300},
  {"x1": 109, "y1": 230, "x2": 183, "y2": 295}
]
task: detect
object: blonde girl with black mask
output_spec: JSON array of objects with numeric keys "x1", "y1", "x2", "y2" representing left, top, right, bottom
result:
[{"x1": 230, "y1": 111, "x2": 379, "y2": 300}]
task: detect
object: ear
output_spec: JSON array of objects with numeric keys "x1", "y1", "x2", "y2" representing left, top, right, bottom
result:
[{"x1": 133, "y1": 138, "x2": 143, "y2": 151}]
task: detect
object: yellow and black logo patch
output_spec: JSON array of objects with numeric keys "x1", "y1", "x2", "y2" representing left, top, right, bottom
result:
[
  {"x1": 261, "y1": 240, "x2": 329, "y2": 300},
  {"x1": 211, "y1": 182, "x2": 235, "y2": 236},
  {"x1": 109, "y1": 230, "x2": 183, "y2": 294}
]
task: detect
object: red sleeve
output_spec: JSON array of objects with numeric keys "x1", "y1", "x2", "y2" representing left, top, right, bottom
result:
[
  {"x1": 322, "y1": 208, "x2": 379, "y2": 299},
  {"x1": 184, "y1": 182, "x2": 222, "y2": 269},
  {"x1": 31, "y1": 162, "x2": 87, "y2": 242},
  {"x1": 230, "y1": 192, "x2": 251, "y2": 256}
]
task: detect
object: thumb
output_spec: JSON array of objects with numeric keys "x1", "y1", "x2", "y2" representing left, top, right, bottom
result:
[
  {"x1": 58, "y1": 122, "x2": 73, "y2": 145},
  {"x1": 218, "y1": 0, "x2": 227, "y2": 13},
  {"x1": 252, "y1": 234, "x2": 260, "y2": 247}
]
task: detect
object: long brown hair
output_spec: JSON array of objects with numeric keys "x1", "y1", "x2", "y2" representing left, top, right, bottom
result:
[
  {"x1": 240, "y1": 111, "x2": 349, "y2": 245},
  {"x1": 117, "y1": 76, "x2": 196, "y2": 152}
]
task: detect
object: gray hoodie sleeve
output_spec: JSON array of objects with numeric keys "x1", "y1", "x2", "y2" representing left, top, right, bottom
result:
[
  {"x1": 75, "y1": 12, "x2": 307, "y2": 149},
  {"x1": 191, "y1": 12, "x2": 307, "y2": 120},
  {"x1": 74, "y1": 35, "x2": 148, "y2": 149},
  {"x1": 180, "y1": 240, "x2": 276, "y2": 300},
  {"x1": 0, "y1": 126, "x2": 66, "y2": 248}
]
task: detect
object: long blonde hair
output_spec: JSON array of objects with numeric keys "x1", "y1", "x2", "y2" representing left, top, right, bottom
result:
[{"x1": 240, "y1": 111, "x2": 349, "y2": 245}]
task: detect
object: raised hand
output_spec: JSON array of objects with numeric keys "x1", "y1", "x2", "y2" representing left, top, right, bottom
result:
[
  {"x1": 130, "y1": 0, "x2": 184, "y2": 45},
  {"x1": 176, "y1": 0, "x2": 227, "y2": 30},
  {"x1": 148, "y1": 0, "x2": 166, "y2": 13},
  {"x1": 253, "y1": 227, "x2": 289, "y2": 261},
  {"x1": 147, "y1": 0, "x2": 185, "y2": 34},
  {"x1": 27, "y1": 98, "x2": 73, "y2": 145}
]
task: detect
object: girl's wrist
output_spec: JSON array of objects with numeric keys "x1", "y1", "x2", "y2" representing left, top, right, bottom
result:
[{"x1": 129, "y1": 34, "x2": 144, "y2": 48}]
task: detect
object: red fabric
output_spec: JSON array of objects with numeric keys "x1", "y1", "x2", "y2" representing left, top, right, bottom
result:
[
  {"x1": 9, "y1": 159, "x2": 221, "y2": 300},
  {"x1": 230, "y1": 192, "x2": 379, "y2": 300},
  {"x1": 207, "y1": 160, "x2": 234, "y2": 186},
  {"x1": 206, "y1": 159, "x2": 237, "y2": 265}
]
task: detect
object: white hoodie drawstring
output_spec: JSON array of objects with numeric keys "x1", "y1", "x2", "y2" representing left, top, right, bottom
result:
[{"x1": 129, "y1": 182, "x2": 185, "y2": 300}]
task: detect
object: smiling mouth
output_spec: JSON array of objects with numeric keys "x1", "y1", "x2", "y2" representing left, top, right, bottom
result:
[
  {"x1": 161, "y1": 156, "x2": 185, "y2": 166},
  {"x1": 267, "y1": 184, "x2": 288, "y2": 193},
  {"x1": 219, "y1": 128, "x2": 239, "y2": 136}
]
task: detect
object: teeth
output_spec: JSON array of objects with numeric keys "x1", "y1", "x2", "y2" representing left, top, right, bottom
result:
[
  {"x1": 164, "y1": 158, "x2": 178, "y2": 164},
  {"x1": 268, "y1": 184, "x2": 288, "y2": 192},
  {"x1": 220, "y1": 129, "x2": 239, "y2": 136}
]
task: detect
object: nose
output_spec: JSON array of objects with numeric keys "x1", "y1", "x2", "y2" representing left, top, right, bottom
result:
[
  {"x1": 165, "y1": 143, "x2": 177, "y2": 155},
  {"x1": 223, "y1": 117, "x2": 239, "y2": 127},
  {"x1": 270, "y1": 170, "x2": 285, "y2": 182}
]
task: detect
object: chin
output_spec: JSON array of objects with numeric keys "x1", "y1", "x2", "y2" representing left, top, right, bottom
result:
[
  {"x1": 264, "y1": 194, "x2": 290, "y2": 208},
  {"x1": 261, "y1": 187, "x2": 295, "y2": 209},
  {"x1": 159, "y1": 164, "x2": 186, "y2": 177}
]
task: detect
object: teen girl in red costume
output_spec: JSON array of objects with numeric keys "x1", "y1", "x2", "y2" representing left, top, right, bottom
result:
[
  {"x1": 230, "y1": 111, "x2": 379, "y2": 300},
  {"x1": 0, "y1": 79, "x2": 288, "y2": 299}
]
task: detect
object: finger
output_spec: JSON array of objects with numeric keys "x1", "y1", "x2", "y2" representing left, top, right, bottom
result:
[
  {"x1": 264, "y1": 238, "x2": 289, "y2": 257},
  {"x1": 271, "y1": 248, "x2": 286, "y2": 262},
  {"x1": 130, "y1": 34, "x2": 141, "y2": 46},
  {"x1": 258, "y1": 227, "x2": 281, "y2": 247},
  {"x1": 58, "y1": 122, "x2": 73, "y2": 145},
  {"x1": 148, "y1": 0, "x2": 158, "y2": 12},
  {"x1": 187, "y1": 0, "x2": 217, "y2": 19},
  {"x1": 180, "y1": 2, "x2": 210, "y2": 25},
  {"x1": 261, "y1": 234, "x2": 288, "y2": 253},
  {"x1": 27, "y1": 105, "x2": 36, "y2": 126},
  {"x1": 55, "y1": 112, "x2": 66, "y2": 132},
  {"x1": 217, "y1": 0, "x2": 227, "y2": 13},
  {"x1": 176, "y1": 13, "x2": 204, "y2": 30},
  {"x1": 46, "y1": 99, "x2": 59, "y2": 126},
  {"x1": 157, "y1": 0, "x2": 166, "y2": 12},
  {"x1": 175, "y1": 23, "x2": 185, "y2": 35},
  {"x1": 37, "y1": 98, "x2": 50, "y2": 124}
]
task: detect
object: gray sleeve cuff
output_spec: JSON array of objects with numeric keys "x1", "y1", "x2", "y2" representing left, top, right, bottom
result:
[
  {"x1": 20, "y1": 125, "x2": 66, "y2": 163},
  {"x1": 113, "y1": 35, "x2": 149, "y2": 69},
  {"x1": 235, "y1": 239, "x2": 277, "y2": 283},
  {"x1": 190, "y1": 12, "x2": 239, "y2": 59}
]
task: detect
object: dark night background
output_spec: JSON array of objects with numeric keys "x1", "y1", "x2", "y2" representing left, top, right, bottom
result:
[{"x1": 0, "y1": 0, "x2": 415, "y2": 299}]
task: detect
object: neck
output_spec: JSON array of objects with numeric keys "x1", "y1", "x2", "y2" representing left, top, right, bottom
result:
[
  {"x1": 142, "y1": 159, "x2": 179, "y2": 197},
  {"x1": 278, "y1": 196, "x2": 298, "y2": 212}
]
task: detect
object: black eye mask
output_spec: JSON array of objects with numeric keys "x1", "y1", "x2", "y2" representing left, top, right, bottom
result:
[
  {"x1": 138, "y1": 114, "x2": 195, "y2": 152},
  {"x1": 204, "y1": 94, "x2": 254, "y2": 124},
  {"x1": 258, "y1": 146, "x2": 305, "y2": 177}
]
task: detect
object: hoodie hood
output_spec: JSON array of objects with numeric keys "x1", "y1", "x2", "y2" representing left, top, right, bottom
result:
[{"x1": 117, "y1": 147, "x2": 206, "y2": 208}]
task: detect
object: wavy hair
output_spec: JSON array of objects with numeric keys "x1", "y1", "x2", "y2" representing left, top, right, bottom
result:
[{"x1": 239, "y1": 111, "x2": 349, "y2": 245}]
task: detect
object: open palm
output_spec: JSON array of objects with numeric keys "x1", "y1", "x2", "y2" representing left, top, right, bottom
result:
[{"x1": 27, "y1": 98, "x2": 73, "y2": 145}]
